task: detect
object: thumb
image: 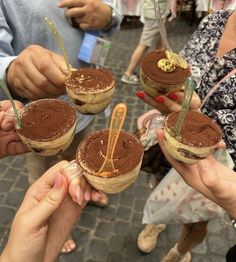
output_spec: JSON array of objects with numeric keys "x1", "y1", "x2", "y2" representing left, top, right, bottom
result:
[{"x1": 29, "y1": 173, "x2": 68, "y2": 227}]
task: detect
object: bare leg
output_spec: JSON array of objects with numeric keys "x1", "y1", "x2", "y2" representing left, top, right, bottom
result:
[
  {"x1": 177, "y1": 221, "x2": 208, "y2": 254},
  {"x1": 125, "y1": 43, "x2": 148, "y2": 76}
]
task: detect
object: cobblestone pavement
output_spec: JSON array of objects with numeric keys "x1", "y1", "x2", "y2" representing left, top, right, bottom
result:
[{"x1": 1, "y1": 17, "x2": 236, "y2": 262}]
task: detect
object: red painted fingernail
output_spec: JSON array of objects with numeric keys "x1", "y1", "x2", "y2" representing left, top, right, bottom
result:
[
  {"x1": 154, "y1": 96, "x2": 165, "y2": 103},
  {"x1": 167, "y1": 93, "x2": 178, "y2": 100},
  {"x1": 136, "y1": 91, "x2": 145, "y2": 99}
]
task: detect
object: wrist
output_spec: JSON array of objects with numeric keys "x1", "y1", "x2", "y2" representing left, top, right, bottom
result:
[
  {"x1": 100, "y1": 3, "x2": 112, "y2": 30},
  {"x1": 6, "y1": 61, "x2": 17, "y2": 96},
  {"x1": 102, "y1": 5, "x2": 119, "y2": 32}
]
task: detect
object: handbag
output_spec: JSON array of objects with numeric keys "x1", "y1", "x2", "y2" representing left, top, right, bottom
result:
[{"x1": 135, "y1": 109, "x2": 171, "y2": 178}]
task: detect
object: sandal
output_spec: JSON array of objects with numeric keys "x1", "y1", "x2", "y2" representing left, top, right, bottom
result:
[
  {"x1": 60, "y1": 236, "x2": 77, "y2": 254},
  {"x1": 88, "y1": 192, "x2": 109, "y2": 208}
]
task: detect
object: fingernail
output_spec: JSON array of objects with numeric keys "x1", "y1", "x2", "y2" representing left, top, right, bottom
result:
[
  {"x1": 54, "y1": 173, "x2": 63, "y2": 189},
  {"x1": 167, "y1": 93, "x2": 178, "y2": 100},
  {"x1": 136, "y1": 91, "x2": 145, "y2": 99},
  {"x1": 154, "y1": 96, "x2": 165, "y2": 103},
  {"x1": 84, "y1": 191, "x2": 91, "y2": 201},
  {"x1": 76, "y1": 186, "x2": 81, "y2": 204}
]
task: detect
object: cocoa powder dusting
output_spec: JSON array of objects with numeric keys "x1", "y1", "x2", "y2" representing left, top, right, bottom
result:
[
  {"x1": 66, "y1": 68, "x2": 115, "y2": 94},
  {"x1": 17, "y1": 99, "x2": 76, "y2": 141},
  {"x1": 141, "y1": 49, "x2": 190, "y2": 85},
  {"x1": 77, "y1": 130, "x2": 143, "y2": 177},
  {"x1": 166, "y1": 111, "x2": 222, "y2": 147}
]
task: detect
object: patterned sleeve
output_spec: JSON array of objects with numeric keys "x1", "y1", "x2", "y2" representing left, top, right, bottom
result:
[{"x1": 180, "y1": 13, "x2": 216, "y2": 68}]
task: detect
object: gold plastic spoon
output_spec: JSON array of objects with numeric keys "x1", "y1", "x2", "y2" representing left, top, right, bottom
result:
[
  {"x1": 0, "y1": 80, "x2": 21, "y2": 129},
  {"x1": 44, "y1": 17, "x2": 72, "y2": 77},
  {"x1": 98, "y1": 103, "x2": 127, "y2": 177},
  {"x1": 153, "y1": 1, "x2": 188, "y2": 70},
  {"x1": 172, "y1": 76, "x2": 196, "y2": 138}
]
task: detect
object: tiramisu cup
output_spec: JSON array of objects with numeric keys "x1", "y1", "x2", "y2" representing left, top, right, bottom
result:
[
  {"x1": 140, "y1": 49, "x2": 190, "y2": 97},
  {"x1": 65, "y1": 68, "x2": 116, "y2": 114},
  {"x1": 16, "y1": 99, "x2": 76, "y2": 156},
  {"x1": 76, "y1": 129, "x2": 144, "y2": 194},
  {"x1": 163, "y1": 111, "x2": 222, "y2": 164}
]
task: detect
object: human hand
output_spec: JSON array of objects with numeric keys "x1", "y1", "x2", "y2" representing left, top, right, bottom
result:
[
  {"x1": 157, "y1": 128, "x2": 236, "y2": 219},
  {"x1": 136, "y1": 90, "x2": 201, "y2": 115},
  {"x1": 62, "y1": 160, "x2": 102, "y2": 206},
  {"x1": 7, "y1": 45, "x2": 67, "y2": 100},
  {"x1": 0, "y1": 160, "x2": 99, "y2": 262},
  {"x1": 58, "y1": 0, "x2": 112, "y2": 30},
  {"x1": 0, "y1": 100, "x2": 28, "y2": 158}
]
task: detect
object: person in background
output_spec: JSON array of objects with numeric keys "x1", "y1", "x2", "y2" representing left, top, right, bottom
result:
[
  {"x1": 136, "y1": 9, "x2": 236, "y2": 262},
  {"x1": 0, "y1": 0, "x2": 122, "y2": 253},
  {"x1": 156, "y1": 128, "x2": 236, "y2": 262},
  {"x1": 121, "y1": 0, "x2": 170, "y2": 85}
]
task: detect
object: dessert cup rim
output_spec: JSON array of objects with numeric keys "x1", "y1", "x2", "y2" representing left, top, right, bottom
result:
[
  {"x1": 16, "y1": 98, "x2": 76, "y2": 141},
  {"x1": 164, "y1": 111, "x2": 222, "y2": 147},
  {"x1": 76, "y1": 129, "x2": 144, "y2": 178}
]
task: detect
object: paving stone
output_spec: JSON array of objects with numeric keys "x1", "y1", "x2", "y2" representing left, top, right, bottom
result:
[
  {"x1": 5, "y1": 190, "x2": 25, "y2": 207},
  {"x1": 79, "y1": 212, "x2": 97, "y2": 229},
  {"x1": 134, "y1": 198, "x2": 146, "y2": 212},
  {"x1": 73, "y1": 227, "x2": 91, "y2": 246},
  {"x1": 119, "y1": 192, "x2": 134, "y2": 207},
  {"x1": 132, "y1": 185, "x2": 151, "y2": 200},
  {"x1": 106, "y1": 252, "x2": 123, "y2": 262},
  {"x1": 208, "y1": 218, "x2": 226, "y2": 234},
  {"x1": 95, "y1": 221, "x2": 113, "y2": 238},
  {"x1": 192, "y1": 239, "x2": 207, "y2": 254},
  {"x1": 113, "y1": 221, "x2": 130, "y2": 236},
  {"x1": 58, "y1": 250, "x2": 85, "y2": 262},
  {"x1": 0, "y1": 194, "x2": 4, "y2": 204},
  {"x1": 116, "y1": 206, "x2": 131, "y2": 221},
  {"x1": 0, "y1": 163, "x2": 8, "y2": 178},
  {"x1": 108, "y1": 194, "x2": 119, "y2": 206},
  {"x1": 98, "y1": 206, "x2": 116, "y2": 221},
  {"x1": 89, "y1": 239, "x2": 108, "y2": 261},
  {"x1": 3, "y1": 167, "x2": 20, "y2": 181},
  {"x1": 207, "y1": 235, "x2": 230, "y2": 255},
  {"x1": 0, "y1": 207, "x2": 15, "y2": 225},
  {"x1": 109, "y1": 235, "x2": 125, "y2": 253},
  {"x1": 131, "y1": 211, "x2": 143, "y2": 226},
  {"x1": 0, "y1": 180, "x2": 12, "y2": 192},
  {"x1": 12, "y1": 157, "x2": 26, "y2": 169},
  {"x1": 15, "y1": 175, "x2": 29, "y2": 190}
]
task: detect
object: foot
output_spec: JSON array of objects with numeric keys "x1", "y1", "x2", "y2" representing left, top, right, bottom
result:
[
  {"x1": 137, "y1": 224, "x2": 166, "y2": 253},
  {"x1": 88, "y1": 192, "x2": 109, "y2": 208},
  {"x1": 121, "y1": 74, "x2": 139, "y2": 85},
  {"x1": 61, "y1": 238, "x2": 77, "y2": 254},
  {"x1": 161, "y1": 244, "x2": 191, "y2": 262}
]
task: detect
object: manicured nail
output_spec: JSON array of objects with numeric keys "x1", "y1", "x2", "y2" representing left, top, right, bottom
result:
[
  {"x1": 54, "y1": 173, "x2": 63, "y2": 189},
  {"x1": 76, "y1": 186, "x2": 81, "y2": 204},
  {"x1": 167, "y1": 93, "x2": 178, "y2": 101},
  {"x1": 154, "y1": 96, "x2": 165, "y2": 103},
  {"x1": 84, "y1": 190, "x2": 91, "y2": 201},
  {"x1": 136, "y1": 91, "x2": 145, "y2": 99}
]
